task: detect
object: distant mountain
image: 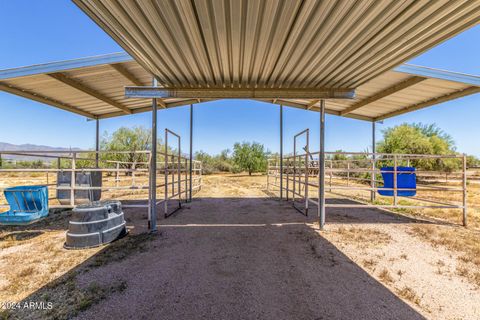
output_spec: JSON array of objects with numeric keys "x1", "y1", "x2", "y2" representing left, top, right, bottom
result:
[{"x1": 0, "y1": 142, "x2": 81, "y2": 161}]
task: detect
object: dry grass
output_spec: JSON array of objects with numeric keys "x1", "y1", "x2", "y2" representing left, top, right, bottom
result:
[
  {"x1": 336, "y1": 226, "x2": 392, "y2": 247},
  {"x1": 1, "y1": 274, "x2": 128, "y2": 320},
  {"x1": 362, "y1": 258, "x2": 378, "y2": 269},
  {"x1": 379, "y1": 268, "x2": 394, "y2": 284},
  {"x1": 0, "y1": 232, "x2": 156, "y2": 320},
  {"x1": 397, "y1": 286, "x2": 421, "y2": 306},
  {"x1": 409, "y1": 224, "x2": 480, "y2": 287}
]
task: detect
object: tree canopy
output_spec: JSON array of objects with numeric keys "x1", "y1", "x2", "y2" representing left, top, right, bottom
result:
[
  {"x1": 100, "y1": 126, "x2": 153, "y2": 171},
  {"x1": 377, "y1": 123, "x2": 460, "y2": 171},
  {"x1": 232, "y1": 142, "x2": 268, "y2": 175}
]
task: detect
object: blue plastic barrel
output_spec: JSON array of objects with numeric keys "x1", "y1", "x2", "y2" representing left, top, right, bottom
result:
[{"x1": 378, "y1": 167, "x2": 416, "y2": 197}]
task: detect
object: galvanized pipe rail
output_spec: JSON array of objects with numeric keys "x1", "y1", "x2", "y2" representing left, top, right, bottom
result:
[
  {"x1": 268, "y1": 151, "x2": 469, "y2": 227},
  {"x1": 0, "y1": 148, "x2": 202, "y2": 214}
]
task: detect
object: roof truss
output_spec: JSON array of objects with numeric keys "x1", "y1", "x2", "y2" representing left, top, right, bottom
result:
[
  {"x1": 124, "y1": 87, "x2": 356, "y2": 100},
  {"x1": 47, "y1": 72, "x2": 132, "y2": 114}
]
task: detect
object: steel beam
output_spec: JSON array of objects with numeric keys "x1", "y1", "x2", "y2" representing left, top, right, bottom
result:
[
  {"x1": 0, "y1": 82, "x2": 96, "y2": 118},
  {"x1": 48, "y1": 72, "x2": 133, "y2": 114},
  {"x1": 340, "y1": 76, "x2": 426, "y2": 115},
  {"x1": 260, "y1": 99, "x2": 374, "y2": 122},
  {"x1": 149, "y1": 78, "x2": 158, "y2": 232},
  {"x1": 109, "y1": 63, "x2": 143, "y2": 86},
  {"x1": 306, "y1": 99, "x2": 320, "y2": 110},
  {"x1": 125, "y1": 86, "x2": 355, "y2": 99},
  {"x1": 110, "y1": 63, "x2": 168, "y2": 109},
  {"x1": 319, "y1": 100, "x2": 326, "y2": 230}
]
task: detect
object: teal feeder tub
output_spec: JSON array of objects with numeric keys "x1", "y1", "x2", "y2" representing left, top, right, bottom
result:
[{"x1": 0, "y1": 185, "x2": 49, "y2": 225}]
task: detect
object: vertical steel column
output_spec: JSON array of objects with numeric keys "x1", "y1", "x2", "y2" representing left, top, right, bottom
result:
[
  {"x1": 318, "y1": 100, "x2": 326, "y2": 229},
  {"x1": 280, "y1": 104, "x2": 284, "y2": 200},
  {"x1": 305, "y1": 129, "x2": 309, "y2": 215},
  {"x1": 164, "y1": 130, "x2": 168, "y2": 216},
  {"x1": 371, "y1": 121, "x2": 376, "y2": 202},
  {"x1": 293, "y1": 139, "x2": 296, "y2": 203},
  {"x1": 462, "y1": 154, "x2": 468, "y2": 227},
  {"x1": 189, "y1": 104, "x2": 193, "y2": 202},
  {"x1": 95, "y1": 119, "x2": 100, "y2": 168},
  {"x1": 177, "y1": 138, "x2": 181, "y2": 202},
  {"x1": 149, "y1": 78, "x2": 158, "y2": 232}
]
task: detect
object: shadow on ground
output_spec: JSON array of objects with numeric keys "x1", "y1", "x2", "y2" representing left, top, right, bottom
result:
[{"x1": 4, "y1": 196, "x2": 426, "y2": 320}]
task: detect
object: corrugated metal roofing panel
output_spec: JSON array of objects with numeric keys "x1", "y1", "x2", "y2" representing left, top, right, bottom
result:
[
  {"x1": 0, "y1": 54, "x2": 479, "y2": 121},
  {"x1": 73, "y1": 0, "x2": 480, "y2": 91}
]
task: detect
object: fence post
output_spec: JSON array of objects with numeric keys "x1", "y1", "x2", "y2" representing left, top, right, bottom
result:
[
  {"x1": 185, "y1": 158, "x2": 188, "y2": 201},
  {"x1": 115, "y1": 162, "x2": 120, "y2": 187},
  {"x1": 70, "y1": 152, "x2": 76, "y2": 206},
  {"x1": 462, "y1": 154, "x2": 468, "y2": 227},
  {"x1": 393, "y1": 155, "x2": 398, "y2": 206},
  {"x1": 347, "y1": 162, "x2": 350, "y2": 186},
  {"x1": 286, "y1": 159, "x2": 290, "y2": 201},
  {"x1": 267, "y1": 159, "x2": 270, "y2": 191},
  {"x1": 329, "y1": 160, "x2": 332, "y2": 191},
  {"x1": 132, "y1": 161, "x2": 136, "y2": 187}
]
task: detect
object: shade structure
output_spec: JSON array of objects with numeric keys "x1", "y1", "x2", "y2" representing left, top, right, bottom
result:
[
  {"x1": 0, "y1": 53, "x2": 479, "y2": 121},
  {"x1": 73, "y1": 0, "x2": 480, "y2": 92}
]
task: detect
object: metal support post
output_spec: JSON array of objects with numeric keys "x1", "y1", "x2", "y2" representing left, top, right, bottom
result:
[
  {"x1": 371, "y1": 121, "x2": 376, "y2": 202},
  {"x1": 177, "y1": 138, "x2": 181, "y2": 202},
  {"x1": 280, "y1": 104, "x2": 283, "y2": 199},
  {"x1": 305, "y1": 129, "x2": 309, "y2": 215},
  {"x1": 148, "y1": 77, "x2": 158, "y2": 232},
  {"x1": 462, "y1": 154, "x2": 468, "y2": 227},
  {"x1": 189, "y1": 104, "x2": 193, "y2": 202},
  {"x1": 319, "y1": 100, "x2": 326, "y2": 229},
  {"x1": 164, "y1": 131, "x2": 168, "y2": 216}
]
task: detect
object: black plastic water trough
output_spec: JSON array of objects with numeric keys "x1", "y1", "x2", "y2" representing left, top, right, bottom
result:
[{"x1": 64, "y1": 200, "x2": 127, "y2": 249}]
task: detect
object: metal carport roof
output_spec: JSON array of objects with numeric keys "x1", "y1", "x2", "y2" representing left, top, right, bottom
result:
[
  {"x1": 0, "y1": 52, "x2": 479, "y2": 121},
  {"x1": 72, "y1": 0, "x2": 480, "y2": 93}
]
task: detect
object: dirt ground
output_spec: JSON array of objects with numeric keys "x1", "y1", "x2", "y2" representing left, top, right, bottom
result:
[{"x1": 1, "y1": 174, "x2": 480, "y2": 319}]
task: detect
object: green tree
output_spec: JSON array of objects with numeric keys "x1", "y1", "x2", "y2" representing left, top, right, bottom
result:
[
  {"x1": 377, "y1": 123, "x2": 459, "y2": 171},
  {"x1": 100, "y1": 126, "x2": 154, "y2": 174},
  {"x1": 232, "y1": 142, "x2": 267, "y2": 175},
  {"x1": 194, "y1": 149, "x2": 233, "y2": 174}
]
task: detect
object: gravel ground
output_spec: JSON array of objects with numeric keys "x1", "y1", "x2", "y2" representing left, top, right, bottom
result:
[
  {"x1": 6, "y1": 174, "x2": 479, "y2": 319},
  {"x1": 73, "y1": 175, "x2": 425, "y2": 320}
]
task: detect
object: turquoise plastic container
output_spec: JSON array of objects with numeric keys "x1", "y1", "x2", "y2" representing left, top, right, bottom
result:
[{"x1": 0, "y1": 185, "x2": 49, "y2": 225}]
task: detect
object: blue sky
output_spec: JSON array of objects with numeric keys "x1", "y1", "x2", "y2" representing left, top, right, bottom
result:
[{"x1": 0, "y1": 1, "x2": 479, "y2": 156}]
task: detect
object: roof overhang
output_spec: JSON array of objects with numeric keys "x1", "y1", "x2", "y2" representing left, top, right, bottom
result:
[{"x1": 0, "y1": 53, "x2": 479, "y2": 121}]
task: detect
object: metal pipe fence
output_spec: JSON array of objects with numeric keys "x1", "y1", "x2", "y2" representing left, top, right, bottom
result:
[
  {"x1": 0, "y1": 146, "x2": 203, "y2": 214},
  {"x1": 268, "y1": 151, "x2": 469, "y2": 226}
]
